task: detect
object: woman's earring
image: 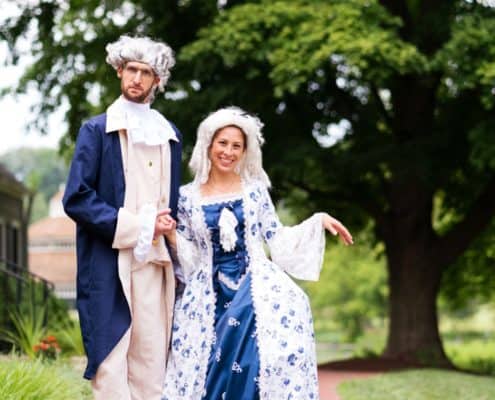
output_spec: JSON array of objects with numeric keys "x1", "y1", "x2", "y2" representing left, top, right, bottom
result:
[{"x1": 235, "y1": 158, "x2": 244, "y2": 175}]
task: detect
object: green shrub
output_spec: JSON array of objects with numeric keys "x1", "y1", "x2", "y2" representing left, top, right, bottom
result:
[
  {"x1": 440, "y1": 307, "x2": 495, "y2": 376},
  {"x1": 1, "y1": 291, "x2": 79, "y2": 358},
  {"x1": 351, "y1": 328, "x2": 386, "y2": 358},
  {"x1": 0, "y1": 306, "x2": 46, "y2": 358},
  {"x1": 304, "y1": 237, "x2": 388, "y2": 341},
  {"x1": 53, "y1": 318, "x2": 85, "y2": 356},
  {"x1": 0, "y1": 270, "x2": 71, "y2": 353},
  {"x1": 0, "y1": 358, "x2": 91, "y2": 400},
  {"x1": 445, "y1": 336, "x2": 495, "y2": 375}
]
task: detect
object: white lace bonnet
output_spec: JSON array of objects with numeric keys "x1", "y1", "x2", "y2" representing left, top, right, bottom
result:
[
  {"x1": 105, "y1": 35, "x2": 175, "y2": 92},
  {"x1": 189, "y1": 106, "x2": 271, "y2": 187}
]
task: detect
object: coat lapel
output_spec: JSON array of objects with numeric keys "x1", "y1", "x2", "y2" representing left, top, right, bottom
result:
[
  {"x1": 168, "y1": 128, "x2": 182, "y2": 219},
  {"x1": 109, "y1": 126, "x2": 126, "y2": 207}
]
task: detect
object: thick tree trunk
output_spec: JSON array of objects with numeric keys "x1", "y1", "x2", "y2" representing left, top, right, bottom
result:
[
  {"x1": 383, "y1": 240, "x2": 451, "y2": 366},
  {"x1": 379, "y1": 181, "x2": 452, "y2": 367}
]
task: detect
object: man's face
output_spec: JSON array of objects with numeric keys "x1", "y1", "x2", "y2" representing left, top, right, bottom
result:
[{"x1": 117, "y1": 61, "x2": 160, "y2": 103}]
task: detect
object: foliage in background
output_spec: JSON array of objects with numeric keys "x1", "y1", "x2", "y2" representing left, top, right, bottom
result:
[
  {"x1": 305, "y1": 233, "x2": 387, "y2": 341},
  {"x1": 440, "y1": 304, "x2": 495, "y2": 375},
  {"x1": 0, "y1": 305, "x2": 46, "y2": 359},
  {"x1": 445, "y1": 335, "x2": 495, "y2": 376},
  {"x1": 0, "y1": 270, "x2": 72, "y2": 355},
  {"x1": 0, "y1": 302, "x2": 82, "y2": 359},
  {"x1": 439, "y1": 222, "x2": 495, "y2": 309},
  {"x1": 0, "y1": 358, "x2": 91, "y2": 400},
  {"x1": 0, "y1": 148, "x2": 68, "y2": 222},
  {"x1": 338, "y1": 369, "x2": 495, "y2": 400},
  {"x1": 53, "y1": 317, "x2": 85, "y2": 357},
  {"x1": 431, "y1": 190, "x2": 495, "y2": 309}
]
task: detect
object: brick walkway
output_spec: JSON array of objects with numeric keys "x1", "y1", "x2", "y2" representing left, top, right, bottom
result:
[
  {"x1": 317, "y1": 357, "x2": 425, "y2": 399},
  {"x1": 318, "y1": 369, "x2": 378, "y2": 400}
]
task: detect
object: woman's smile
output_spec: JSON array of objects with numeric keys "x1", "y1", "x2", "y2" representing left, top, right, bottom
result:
[{"x1": 209, "y1": 125, "x2": 245, "y2": 174}]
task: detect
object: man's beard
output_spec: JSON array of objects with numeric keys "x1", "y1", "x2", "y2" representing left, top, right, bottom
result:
[{"x1": 122, "y1": 84, "x2": 155, "y2": 103}]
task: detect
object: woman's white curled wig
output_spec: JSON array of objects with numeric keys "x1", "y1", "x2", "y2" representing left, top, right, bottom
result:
[
  {"x1": 190, "y1": 107, "x2": 271, "y2": 187},
  {"x1": 105, "y1": 35, "x2": 175, "y2": 92}
]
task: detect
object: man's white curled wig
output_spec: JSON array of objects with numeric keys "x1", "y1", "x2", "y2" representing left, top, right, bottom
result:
[
  {"x1": 105, "y1": 35, "x2": 175, "y2": 92},
  {"x1": 190, "y1": 107, "x2": 271, "y2": 187}
]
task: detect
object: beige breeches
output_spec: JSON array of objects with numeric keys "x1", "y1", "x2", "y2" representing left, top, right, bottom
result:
[{"x1": 91, "y1": 264, "x2": 170, "y2": 400}]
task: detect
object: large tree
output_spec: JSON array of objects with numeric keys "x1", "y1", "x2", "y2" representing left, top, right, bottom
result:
[
  {"x1": 3, "y1": 0, "x2": 495, "y2": 365},
  {"x1": 182, "y1": 0, "x2": 495, "y2": 366}
]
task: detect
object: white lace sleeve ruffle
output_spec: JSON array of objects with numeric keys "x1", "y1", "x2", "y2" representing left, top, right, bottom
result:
[
  {"x1": 269, "y1": 213, "x2": 326, "y2": 281},
  {"x1": 133, "y1": 203, "x2": 157, "y2": 263},
  {"x1": 258, "y1": 184, "x2": 326, "y2": 281}
]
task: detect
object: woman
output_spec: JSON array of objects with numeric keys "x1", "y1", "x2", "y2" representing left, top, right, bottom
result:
[{"x1": 162, "y1": 107, "x2": 353, "y2": 400}]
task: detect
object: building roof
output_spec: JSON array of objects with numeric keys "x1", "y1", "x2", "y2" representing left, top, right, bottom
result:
[
  {"x1": 29, "y1": 216, "x2": 75, "y2": 241},
  {"x1": 29, "y1": 186, "x2": 75, "y2": 242},
  {"x1": 0, "y1": 162, "x2": 28, "y2": 197}
]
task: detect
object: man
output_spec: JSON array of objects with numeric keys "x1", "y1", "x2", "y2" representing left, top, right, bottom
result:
[{"x1": 63, "y1": 35, "x2": 181, "y2": 400}]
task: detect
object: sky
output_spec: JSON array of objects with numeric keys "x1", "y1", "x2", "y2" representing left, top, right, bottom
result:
[
  {"x1": 0, "y1": 45, "x2": 66, "y2": 156},
  {"x1": 0, "y1": 2, "x2": 66, "y2": 156}
]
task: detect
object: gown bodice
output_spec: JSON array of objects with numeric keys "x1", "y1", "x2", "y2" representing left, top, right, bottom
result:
[{"x1": 201, "y1": 196, "x2": 249, "y2": 288}]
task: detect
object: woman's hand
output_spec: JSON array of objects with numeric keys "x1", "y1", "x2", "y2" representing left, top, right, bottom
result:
[
  {"x1": 322, "y1": 213, "x2": 354, "y2": 245},
  {"x1": 154, "y1": 209, "x2": 177, "y2": 246}
]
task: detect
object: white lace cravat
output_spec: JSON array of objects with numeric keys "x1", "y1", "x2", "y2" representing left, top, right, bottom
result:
[
  {"x1": 218, "y1": 207, "x2": 238, "y2": 252},
  {"x1": 105, "y1": 96, "x2": 177, "y2": 145}
]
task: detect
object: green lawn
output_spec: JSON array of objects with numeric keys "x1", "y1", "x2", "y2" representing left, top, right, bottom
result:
[{"x1": 338, "y1": 369, "x2": 495, "y2": 400}]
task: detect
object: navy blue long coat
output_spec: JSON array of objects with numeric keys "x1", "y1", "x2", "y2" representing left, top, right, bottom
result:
[{"x1": 63, "y1": 113, "x2": 182, "y2": 379}]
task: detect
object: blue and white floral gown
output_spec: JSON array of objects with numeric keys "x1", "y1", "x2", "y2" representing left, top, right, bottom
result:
[{"x1": 162, "y1": 180, "x2": 325, "y2": 400}]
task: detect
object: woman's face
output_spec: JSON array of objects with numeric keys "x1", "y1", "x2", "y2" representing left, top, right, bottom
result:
[{"x1": 209, "y1": 125, "x2": 246, "y2": 175}]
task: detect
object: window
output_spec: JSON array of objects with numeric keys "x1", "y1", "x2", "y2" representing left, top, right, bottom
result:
[{"x1": 6, "y1": 224, "x2": 19, "y2": 266}]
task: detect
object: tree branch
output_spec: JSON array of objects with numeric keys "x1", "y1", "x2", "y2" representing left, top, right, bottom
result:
[
  {"x1": 380, "y1": 1, "x2": 454, "y2": 54},
  {"x1": 435, "y1": 175, "x2": 495, "y2": 268},
  {"x1": 287, "y1": 178, "x2": 386, "y2": 224}
]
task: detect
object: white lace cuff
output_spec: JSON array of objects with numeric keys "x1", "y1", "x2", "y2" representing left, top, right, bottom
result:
[{"x1": 133, "y1": 203, "x2": 157, "y2": 263}]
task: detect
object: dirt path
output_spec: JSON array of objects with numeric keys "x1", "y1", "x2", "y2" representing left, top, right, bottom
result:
[
  {"x1": 318, "y1": 370, "x2": 378, "y2": 400},
  {"x1": 318, "y1": 369, "x2": 379, "y2": 400}
]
